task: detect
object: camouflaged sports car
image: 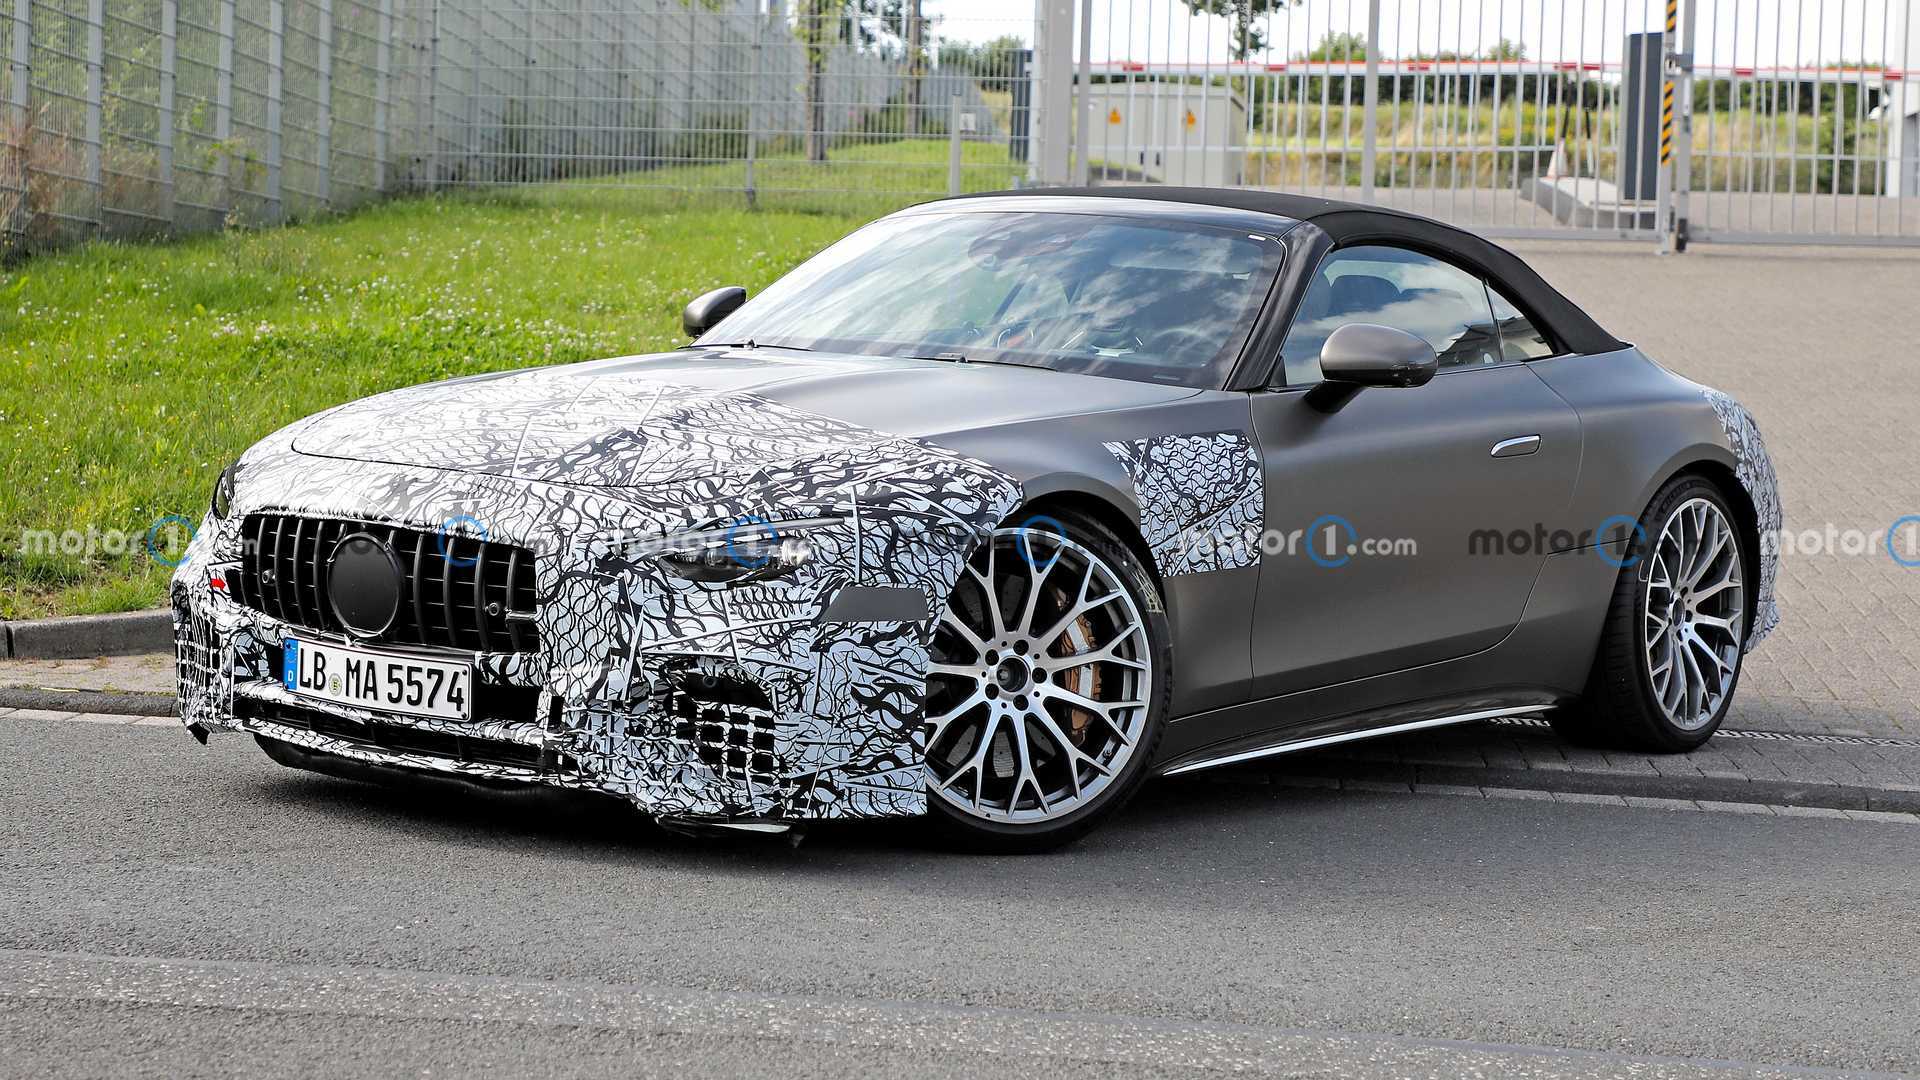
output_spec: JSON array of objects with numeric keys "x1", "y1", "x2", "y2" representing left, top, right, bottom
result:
[{"x1": 172, "y1": 188, "x2": 1779, "y2": 850}]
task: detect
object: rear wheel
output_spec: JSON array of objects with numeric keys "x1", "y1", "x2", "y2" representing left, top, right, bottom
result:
[
  {"x1": 1553, "y1": 476, "x2": 1750, "y2": 752},
  {"x1": 923, "y1": 510, "x2": 1171, "y2": 852}
]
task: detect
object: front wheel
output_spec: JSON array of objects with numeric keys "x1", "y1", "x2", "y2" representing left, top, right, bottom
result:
[
  {"x1": 922, "y1": 509, "x2": 1172, "y2": 852},
  {"x1": 1553, "y1": 476, "x2": 1751, "y2": 752}
]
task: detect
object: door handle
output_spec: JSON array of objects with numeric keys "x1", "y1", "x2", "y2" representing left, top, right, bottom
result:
[{"x1": 1490, "y1": 435, "x2": 1541, "y2": 458}]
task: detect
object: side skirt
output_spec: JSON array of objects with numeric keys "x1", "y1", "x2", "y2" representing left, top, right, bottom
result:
[{"x1": 1158, "y1": 703, "x2": 1557, "y2": 778}]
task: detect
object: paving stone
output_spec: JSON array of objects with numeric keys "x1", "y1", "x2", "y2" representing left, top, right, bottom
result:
[
  {"x1": 1696, "y1": 800, "x2": 1778, "y2": 815},
  {"x1": 1842, "y1": 810, "x2": 1920, "y2": 825},
  {"x1": 1480, "y1": 786, "x2": 1555, "y2": 801},
  {"x1": 1623, "y1": 796, "x2": 1702, "y2": 811},
  {"x1": 1550, "y1": 792, "x2": 1628, "y2": 806},
  {"x1": 3, "y1": 709, "x2": 82, "y2": 723},
  {"x1": 1411, "y1": 783, "x2": 1486, "y2": 798},
  {"x1": 1777, "y1": 805, "x2": 1852, "y2": 820}
]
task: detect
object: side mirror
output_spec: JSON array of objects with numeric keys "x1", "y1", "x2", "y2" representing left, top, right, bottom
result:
[
  {"x1": 683, "y1": 286, "x2": 747, "y2": 338},
  {"x1": 1305, "y1": 323, "x2": 1439, "y2": 412}
]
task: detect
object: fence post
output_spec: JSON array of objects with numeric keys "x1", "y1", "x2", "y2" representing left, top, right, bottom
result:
[
  {"x1": 426, "y1": 0, "x2": 440, "y2": 189},
  {"x1": 5, "y1": 0, "x2": 29, "y2": 243},
  {"x1": 1654, "y1": 0, "x2": 1680, "y2": 252},
  {"x1": 315, "y1": 0, "x2": 332, "y2": 210},
  {"x1": 84, "y1": 0, "x2": 103, "y2": 232},
  {"x1": 948, "y1": 90, "x2": 962, "y2": 195},
  {"x1": 373, "y1": 0, "x2": 391, "y2": 192},
  {"x1": 1033, "y1": 0, "x2": 1073, "y2": 185},
  {"x1": 158, "y1": 0, "x2": 177, "y2": 229},
  {"x1": 214, "y1": 0, "x2": 233, "y2": 216},
  {"x1": 1360, "y1": 0, "x2": 1381, "y2": 204},
  {"x1": 1671, "y1": 0, "x2": 1697, "y2": 251},
  {"x1": 265, "y1": 0, "x2": 284, "y2": 222},
  {"x1": 744, "y1": 8, "x2": 759, "y2": 209},
  {"x1": 1072, "y1": 0, "x2": 1091, "y2": 185}
]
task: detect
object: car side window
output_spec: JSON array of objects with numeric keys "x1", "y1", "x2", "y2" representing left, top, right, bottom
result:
[
  {"x1": 1487, "y1": 284, "x2": 1556, "y2": 360},
  {"x1": 1277, "y1": 245, "x2": 1504, "y2": 386}
]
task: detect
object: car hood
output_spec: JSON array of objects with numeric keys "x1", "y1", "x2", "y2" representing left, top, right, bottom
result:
[{"x1": 289, "y1": 347, "x2": 1198, "y2": 487}]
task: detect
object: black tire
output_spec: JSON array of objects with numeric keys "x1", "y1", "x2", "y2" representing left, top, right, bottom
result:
[
  {"x1": 923, "y1": 507, "x2": 1173, "y2": 853},
  {"x1": 1551, "y1": 475, "x2": 1751, "y2": 753}
]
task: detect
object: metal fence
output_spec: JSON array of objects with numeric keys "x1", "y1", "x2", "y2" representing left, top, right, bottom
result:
[
  {"x1": 2, "y1": 0, "x2": 1057, "y2": 256},
  {"x1": 1069, "y1": 0, "x2": 1920, "y2": 247},
  {"x1": 6, "y1": 0, "x2": 1920, "y2": 256}
]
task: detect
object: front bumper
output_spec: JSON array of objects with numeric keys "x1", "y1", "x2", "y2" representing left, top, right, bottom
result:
[{"x1": 171, "y1": 431, "x2": 1020, "y2": 823}]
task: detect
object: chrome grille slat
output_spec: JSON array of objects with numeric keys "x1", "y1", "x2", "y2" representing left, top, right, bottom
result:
[
  {"x1": 236, "y1": 513, "x2": 538, "y2": 654},
  {"x1": 504, "y1": 547, "x2": 526, "y2": 653},
  {"x1": 440, "y1": 534, "x2": 458, "y2": 649},
  {"x1": 287, "y1": 517, "x2": 310, "y2": 629},
  {"x1": 271, "y1": 515, "x2": 296, "y2": 627},
  {"x1": 473, "y1": 542, "x2": 491, "y2": 646}
]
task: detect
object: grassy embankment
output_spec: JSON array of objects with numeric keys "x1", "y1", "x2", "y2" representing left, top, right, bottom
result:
[{"x1": 0, "y1": 138, "x2": 1023, "y2": 618}]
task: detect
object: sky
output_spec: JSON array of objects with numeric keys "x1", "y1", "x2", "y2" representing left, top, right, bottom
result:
[{"x1": 924, "y1": 0, "x2": 1916, "y2": 71}]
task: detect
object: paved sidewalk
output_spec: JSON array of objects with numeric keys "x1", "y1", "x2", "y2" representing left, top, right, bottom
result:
[{"x1": 1515, "y1": 244, "x2": 1920, "y2": 741}]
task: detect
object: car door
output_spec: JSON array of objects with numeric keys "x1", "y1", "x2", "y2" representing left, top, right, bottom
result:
[{"x1": 1248, "y1": 244, "x2": 1583, "y2": 698}]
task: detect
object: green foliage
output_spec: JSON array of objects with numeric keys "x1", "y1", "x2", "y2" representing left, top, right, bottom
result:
[
  {"x1": 1180, "y1": 0, "x2": 1297, "y2": 61},
  {"x1": 937, "y1": 34, "x2": 1029, "y2": 79},
  {"x1": 1304, "y1": 30, "x2": 1367, "y2": 61},
  {"x1": 0, "y1": 144, "x2": 1025, "y2": 617}
]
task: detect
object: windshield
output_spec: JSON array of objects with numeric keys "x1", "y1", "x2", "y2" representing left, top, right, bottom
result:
[{"x1": 699, "y1": 210, "x2": 1286, "y2": 388}]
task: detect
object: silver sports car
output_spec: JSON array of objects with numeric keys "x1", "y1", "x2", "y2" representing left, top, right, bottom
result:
[{"x1": 172, "y1": 189, "x2": 1780, "y2": 850}]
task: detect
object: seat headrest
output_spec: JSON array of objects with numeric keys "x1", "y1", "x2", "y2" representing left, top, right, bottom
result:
[{"x1": 1328, "y1": 274, "x2": 1400, "y2": 316}]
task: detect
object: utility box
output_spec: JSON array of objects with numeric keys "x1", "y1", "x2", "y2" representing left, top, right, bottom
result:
[
  {"x1": 1620, "y1": 32, "x2": 1664, "y2": 202},
  {"x1": 1081, "y1": 82, "x2": 1247, "y2": 187}
]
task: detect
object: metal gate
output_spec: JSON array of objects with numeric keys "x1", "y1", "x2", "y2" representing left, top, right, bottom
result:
[{"x1": 1056, "y1": 0, "x2": 1920, "y2": 247}]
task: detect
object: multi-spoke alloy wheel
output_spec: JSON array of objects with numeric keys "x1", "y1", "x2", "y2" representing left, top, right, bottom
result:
[
  {"x1": 923, "y1": 514, "x2": 1167, "y2": 847},
  {"x1": 1643, "y1": 497, "x2": 1747, "y2": 732},
  {"x1": 1552, "y1": 476, "x2": 1751, "y2": 753}
]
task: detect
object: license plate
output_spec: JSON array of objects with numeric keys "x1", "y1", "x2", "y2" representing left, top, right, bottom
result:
[{"x1": 282, "y1": 638, "x2": 472, "y2": 721}]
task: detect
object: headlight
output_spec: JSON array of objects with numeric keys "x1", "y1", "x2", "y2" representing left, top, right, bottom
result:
[
  {"x1": 651, "y1": 516, "x2": 836, "y2": 587},
  {"x1": 210, "y1": 461, "x2": 239, "y2": 520}
]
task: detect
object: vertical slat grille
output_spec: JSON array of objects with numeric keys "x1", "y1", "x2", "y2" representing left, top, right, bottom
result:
[
  {"x1": 503, "y1": 548, "x2": 526, "y2": 654},
  {"x1": 235, "y1": 514, "x2": 539, "y2": 655}
]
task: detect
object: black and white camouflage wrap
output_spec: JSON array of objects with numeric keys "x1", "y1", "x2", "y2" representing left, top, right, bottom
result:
[
  {"x1": 1102, "y1": 431, "x2": 1264, "y2": 577},
  {"x1": 172, "y1": 370, "x2": 1021, "y2": 821},
  {"x1": 1703, "y1": 388, "x2": 1782, "y2": 650}
]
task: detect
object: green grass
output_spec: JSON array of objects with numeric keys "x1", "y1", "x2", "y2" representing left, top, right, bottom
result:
[
  {"x1": 0, "y1": 139, "x2": 1032, "y2": 618},
  {"x1": 1231, "y1": 101, "x2": 1885, "y2": 192}
]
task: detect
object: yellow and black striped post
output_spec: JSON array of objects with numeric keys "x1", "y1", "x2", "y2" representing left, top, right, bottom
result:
[{"x1": 1660, "y1": 0, "x2": 1678, "y2": 166}]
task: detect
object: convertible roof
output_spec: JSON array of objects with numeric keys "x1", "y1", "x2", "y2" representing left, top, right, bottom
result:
[{"x1": 947, "y1": 186, "x2": 1626, "y2": 356}]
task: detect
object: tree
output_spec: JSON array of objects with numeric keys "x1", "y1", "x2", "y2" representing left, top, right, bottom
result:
[
  {"x1": 1305, "y1": 29, "x2": 1366, "y2": 62},
  {"x1": 905, "y1": 0, "x2": 926, "y2": 135},
  {"x1": 796, "y1": 0, "x2": 914, "y2": 159},
  {"x1": 936, "y1": 36, "x2": 1027, "y2": 81},
  {"x1": 796, "y1": 0, "x2": 837, "y2": 162},
  {"x1": 1180, "y1": 0, "x2": 1297, "y2": 62}
]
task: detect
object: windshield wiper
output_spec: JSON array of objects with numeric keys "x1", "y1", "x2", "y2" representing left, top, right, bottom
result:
[
  {"x1": 696, "y1": 340, "x2": 814, "y2": 353},
  {"x1": 904, "y1": 352, "x2": 969, "y2": 364}
]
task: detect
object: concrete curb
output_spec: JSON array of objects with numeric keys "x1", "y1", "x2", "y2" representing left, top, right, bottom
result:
[
  {"x1": 1, "y1": 609, "x2": 172, "y2": 659},
  {"x1": 1233, "y1": 758, "x2": 1920, "y2": 815},
  {"x1": 0, "y1": 687, "x2": 176, "y2": 717}
]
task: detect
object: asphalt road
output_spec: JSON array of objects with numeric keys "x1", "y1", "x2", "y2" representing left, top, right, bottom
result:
[{"x1": 5, "y1": 718, "x2": 1918, "y2": 1079}]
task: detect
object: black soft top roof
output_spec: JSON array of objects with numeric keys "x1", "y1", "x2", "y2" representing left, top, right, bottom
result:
[{"x1": 948, "y1": 186, "x2": 1626, "y2": 356}]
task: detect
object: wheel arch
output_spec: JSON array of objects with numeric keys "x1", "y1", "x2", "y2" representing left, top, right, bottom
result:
[
  {"x1": 1006, "y1": 486, "x2": 1165, "y2": 597},
  {"x1": 1650, "y1": 453, "x2": 1764, "y2": 638}
]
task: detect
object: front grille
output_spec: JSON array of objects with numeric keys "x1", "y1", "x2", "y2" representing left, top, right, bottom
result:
[
  {"x1": 232, "y1": 514, "x2": 539, "y2": 654},
  {"x1": 239, "y1": 697, "x2": 577, "y2": 775}
]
